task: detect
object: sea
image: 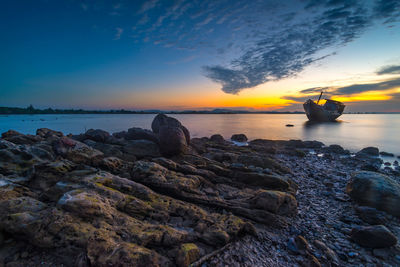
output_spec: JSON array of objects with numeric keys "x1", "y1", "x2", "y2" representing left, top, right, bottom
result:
[{"x1": 1, "y1": 113, "x2": 399, "y2": 156}]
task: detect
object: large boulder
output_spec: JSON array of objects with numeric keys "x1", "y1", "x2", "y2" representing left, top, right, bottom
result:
[
  {"x1": 350, "y1": 225, "x2": 397, "y2": 248},
  {"x1": 346, "y1": 171, "x2": 400, "y2": 217},
  {"x1": 158, "y1": 126, "x2": 187, "y2": 156},
  {"x1": 126, "y1": 127, "x2": 159, "y2": 143},
  {"x1": 151, "y1": 114, "x2": 190, "y2": 156},
  {"x1": 151, "y1": 114, "x2": 190, "y2": 144}
]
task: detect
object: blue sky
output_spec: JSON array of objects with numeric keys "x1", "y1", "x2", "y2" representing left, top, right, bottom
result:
[{"x1": 1, "y1": 0, "x2": 400, "y2": 111}]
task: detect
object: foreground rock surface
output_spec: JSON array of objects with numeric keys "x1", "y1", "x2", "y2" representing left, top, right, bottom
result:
[{"x1": 1, "y1": 120, "x2": 400, "y2": 266}]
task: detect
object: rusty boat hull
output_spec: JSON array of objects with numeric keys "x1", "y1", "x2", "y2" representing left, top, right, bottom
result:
[{"x1": 303, "y1": 99, "x2": 345, "y2": 122}]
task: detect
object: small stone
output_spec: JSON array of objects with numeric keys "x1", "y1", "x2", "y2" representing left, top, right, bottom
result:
[
  {"x1": 231, "y1": 134, "x2": 248, "y2": 142},
  {"x1": 348, "y1": 252, "x2": 357, "y2": 258},
  {"x1": 210, "y1": 134, "x2": 225, "y2": 143}
]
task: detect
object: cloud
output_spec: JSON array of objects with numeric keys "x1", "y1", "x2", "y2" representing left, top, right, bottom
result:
[
  {"x1": 203, "y1": 0, "x2": 399, "y2": 94},
  {"x1": 373, "y1": 0, "x2": 400, "y2": 23},
  {"x1": 299, "y1": 87, "x2": 330, "y2": 94},
  {"x1": 282, "y1": 76, "x2": 400, "y2": 104},
  {"x1": 282, "y1": 93, "x2": 333, "y2": 103},
  {"x1": 377, "y1": 65, "x2": 400, "y2": 75},
  {"x1": 113, "y1": 27, "x2": 123, "y2": 40},
  {"x1": 138, "y1": 0, "x2": 159, "y2": 14},
  {"x1": 334, "y1": 77, "x2": 400, "y2": 95}
]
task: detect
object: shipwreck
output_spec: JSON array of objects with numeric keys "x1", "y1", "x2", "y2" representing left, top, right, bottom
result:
[{"x1": 303, "y1": 92, "x2": 345, "y2": 122}]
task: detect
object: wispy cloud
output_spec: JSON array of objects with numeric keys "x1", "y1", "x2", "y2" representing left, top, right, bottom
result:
[
  {"x1": 334, "y1": 77, "x2": 400, "y2": 95},
  {"x1": 138, "y1": 0, "x2": 159, "y2": 14},
  {"x1": 282, "y1": 76, "x2": 400, "y2": 103},
  {"x1": 377, "y1": 65, "x2": 400, "y2": 75},
  {"x1": 113, "y1": 27, "x2": 123, "y2": 40}
]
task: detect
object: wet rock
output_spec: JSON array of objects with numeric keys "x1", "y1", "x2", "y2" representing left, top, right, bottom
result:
[
  {"x1": 380, "y1": 151, "x2": 394, "y2": 157},
  {"x1": 303, "y1": 140, "x2": 324, "y2": 149},
  {"x1": 151, "y1": 114, "x2": 190, "y2": 156},
  {"x1": 210, "y1": 134, "x2": 225, "y2": 143},
  {"x1": 1, "y1": 129, "x2": 22, "y2": 139},
  {"x1": 87, "y1": 239, "x2": 170, "y2": 267},
  {"x1": 151, "y1": 114, "x2": 190, "y2": 144},
  {"x1": 357, "y1": 147, "x2": 379, "y2": 156},
  {"x1": 251, "y1": 190, "x2": 297, "y2": 216},
  {"x1": 231, "y1": 134, "x2": 248, "y2": 142},
  {"x1": 350, "y1": 225, "x2": 397, "y2": 248},
  {"x1": 112, "y1": 130, "x2": 127, "y2": 139},
  {"x1": 126, "y1": 127, "x2": 159, "y2": 143},
  {"x1": 158, "y1": 126, "x2": 188, "y2": 156},
  {"x1": 229, "y1": 171, "x2": 295, "y2": 192},
  {"x1": 325, "y1": 144, "x2": 347, "y2": 154},
  {"x1": 57, "y1": 190, "x2": 113, "y2": 219},
  {"x1": 346, "y1": 171, "x2": 400, "y2": 217},
  {"x1": 123, "y1": 140, "x2": 160, "y2": 158},
  {"x1": 53, "y1": 137, "x2": 103, "y2": 165},
  {"x1": 36, "y1": 128, "x2": 63, "y2": 138},
  {"x1": 372, "y1": 248, "x2": 391, "y2": 259},
  {"x1": 3, "y1": 133, "x2": 41, "y2": 145},
  {"x1": 85, "y1": 129, "x2": 110, "y2": 143},
  {"x1": 359, "y1": 157, "x2": 383, "y2": 172},
  {"x1": 176, "y1": 243, "x2": 200, "y2": 267},
  {"x1": 355, "y1": 206, "x2": 388, "y2": 224}
]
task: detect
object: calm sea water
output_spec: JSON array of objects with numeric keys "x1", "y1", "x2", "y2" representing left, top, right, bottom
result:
[{"x1": 0, "y1": 114, "x2": 399, "y2": 155}]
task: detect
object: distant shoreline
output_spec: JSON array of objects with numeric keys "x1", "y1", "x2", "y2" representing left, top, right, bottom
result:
[{"x1": 1, "y1": 106, "x2": 399, "y2": 115}]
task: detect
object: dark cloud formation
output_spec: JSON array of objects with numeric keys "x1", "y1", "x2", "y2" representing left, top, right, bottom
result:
[
  {"x1": 282, "y1": 92, "x2": 333, "y2": 103},
  {"x1": 373, "y1": 0, "x2": 400, "y2": 23},
  {"x1": 203, "y1": 0, "x2": 398, "y2": 94},
  {"x1": 377, "y1": 65, "x2": 400, "y2": 75},
  {"x1": 299, "y1": 87, "x2": 330, "y2": 94},
  {"x1": 334, "y1": 77, "x2": 400, "y2": 95},
  {"x1": 282, "y1": 77, "x2": 400, "y2": 103}
]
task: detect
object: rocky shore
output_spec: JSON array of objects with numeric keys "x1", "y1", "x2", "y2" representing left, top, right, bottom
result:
[{"x1": 0, "y1": 114, "x2": 399, "y2": 266}]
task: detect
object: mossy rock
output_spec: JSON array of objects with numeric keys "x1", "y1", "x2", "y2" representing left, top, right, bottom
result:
[{"x1": 176, "y1": 243, "x2": 200, "y2": 267}]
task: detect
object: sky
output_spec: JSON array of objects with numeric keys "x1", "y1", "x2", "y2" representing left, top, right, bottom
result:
[{"x1": 1, "y1": 0, "x2": 400, "y2": 112}]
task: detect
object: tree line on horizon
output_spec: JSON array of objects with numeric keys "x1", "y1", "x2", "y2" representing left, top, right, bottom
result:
[
  {"x1": 0, "y1": 105, "x2": 307, "y2": 114},
  {"x1": 2, "y1": 105, "x2": 394, "y2": 115}
]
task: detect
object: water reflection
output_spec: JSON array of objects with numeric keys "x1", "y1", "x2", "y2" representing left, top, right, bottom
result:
[{"x1": 303, "y1": 120, "x2": 343, "y2": 129}]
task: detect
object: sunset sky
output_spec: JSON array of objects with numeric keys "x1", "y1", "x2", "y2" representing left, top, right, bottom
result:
[{"x1": 1, "y1": 0, "x2": 400, "y2": 112}]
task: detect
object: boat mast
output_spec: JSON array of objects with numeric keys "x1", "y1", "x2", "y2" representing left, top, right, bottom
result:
[{"x1": 317, "y1": 91, "x2": 323, "y2": 104}]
